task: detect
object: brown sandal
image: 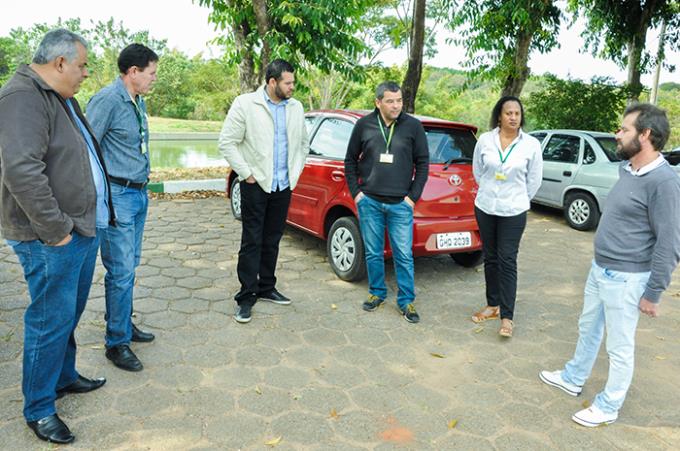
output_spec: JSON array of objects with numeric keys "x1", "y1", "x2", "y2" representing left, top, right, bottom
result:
[
  {"x1": 499, "y1": 319, "x2": 513, "y2": 337},
  {"x1": 471, "y1": 306, "x2": 500, "y2": 323}
]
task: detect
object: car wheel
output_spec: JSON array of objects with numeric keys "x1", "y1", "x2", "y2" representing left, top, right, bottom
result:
[
  {"x1": 230, "y1": 178, "x2": 242, "y2": 221},
  {"x1": 450, "y1": 250, "x2": 483, "y2": 267},
  {"x1": 327, "y1": 216, "x2": 366, "y2": 281},
  {"x1": 564, "y1": 192, "x2": 600, "y2": 231}
]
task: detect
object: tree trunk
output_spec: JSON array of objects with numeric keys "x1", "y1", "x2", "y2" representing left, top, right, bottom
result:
[
  {"x1": 252, "y1": 0, "x2": 271, "y2": 83},
  {"x1": 501, "y1": 30, "x2": 532, "y2": 98},
  {"x1": 401, "y1": 0, "x2": 426, "y2": 113},
  {"x1": 626, "y1": 0, "x2": 656, "y2": 103},
  {"x1": 650, "y1": 20, "x2": 666, "y2": 105},
  {"x1": 233, "y1": 19, "x2": 259, "y2": 92},
  {"x1": 626, "y1": 35, "x2": 645, "y2": 103}
]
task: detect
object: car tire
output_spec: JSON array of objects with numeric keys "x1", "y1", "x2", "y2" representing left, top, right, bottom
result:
[
  {"x1": 564, "y1": 192, "x2": 599, "y2": 231},
  {"x1": 450, "y1": 250, "x2": 483, "y2": 267},
  {"x1": 327, "y1": 216, "x2": 366, "y2": 282},
  {"x1": 230, "y1": 178, "x2": 242, "y2": 221}
]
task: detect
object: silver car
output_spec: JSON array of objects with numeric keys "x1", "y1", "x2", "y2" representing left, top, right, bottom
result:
[{"x1": 530, "y1": 130, "x2": 621, "y2": 231}]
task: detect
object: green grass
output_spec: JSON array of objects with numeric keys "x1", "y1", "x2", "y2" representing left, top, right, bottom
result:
[{"x1": 148, "y1": 116, "x2": 222, "y2": 133}]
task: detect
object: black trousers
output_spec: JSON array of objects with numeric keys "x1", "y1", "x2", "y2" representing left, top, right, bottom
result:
[
  {"x1": 235, "y1": 182, "x2": 291, "y2": 307},
  {"x1": 474, "y1": 206, "x2": 527, "y2": 320}
]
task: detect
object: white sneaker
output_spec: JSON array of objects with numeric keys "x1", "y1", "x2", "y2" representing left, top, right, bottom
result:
[
  {"x1": 572, "y1": 404, "x2": 618, "y2": 427},
  {"x1": 539, "y1": 370, "x2": 582, "y2": 396}
]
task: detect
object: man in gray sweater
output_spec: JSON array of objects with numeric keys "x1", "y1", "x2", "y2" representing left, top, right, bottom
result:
[{"x1": 539, "y1": 103, "x2": 680, "y2": 427}]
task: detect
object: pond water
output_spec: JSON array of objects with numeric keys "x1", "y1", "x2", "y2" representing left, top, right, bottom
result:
[{"x1": 149, "y1": 140, "x2": 224, "y2": 168}]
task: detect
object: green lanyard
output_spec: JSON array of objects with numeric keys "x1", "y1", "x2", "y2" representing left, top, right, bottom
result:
[
  {"x1": 131, "y1": 97, "x2": 147, "y2": 154},
  {"x1": 497, "y1": 140, "x2": 519, "y2": 165},
  {"x1": 376, "y1": 115, "x2": 395, "y2": 154}
]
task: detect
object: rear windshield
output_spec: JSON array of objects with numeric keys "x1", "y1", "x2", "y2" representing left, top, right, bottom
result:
[
  {"x1": 594, "y1": 137, "x2": 621, "y2": 162},
  {"x1": 425, "y1": 128, "x2": 477, "y2": 164}
]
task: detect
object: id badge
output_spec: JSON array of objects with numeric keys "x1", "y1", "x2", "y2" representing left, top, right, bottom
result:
[
  {"x1": 380, "y1": 153, "x2": 394, "y2": 164},
  {"x1": 494, "y1": 171, "x2": 507, "y2": 181}
]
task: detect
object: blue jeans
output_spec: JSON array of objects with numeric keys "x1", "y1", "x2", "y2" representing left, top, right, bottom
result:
[
  {"x1": 561, "y1": 260, "x2": 650, "y2": 414},
  {"x1": 357, "y1": 195, "x2": 415, "y2": 309},
  {"x1": 100, "y1": 184, "x2": 148, "y2": 348},
  {"x1": 7, "y1": 231, "x2": 99, "y2": 421}
]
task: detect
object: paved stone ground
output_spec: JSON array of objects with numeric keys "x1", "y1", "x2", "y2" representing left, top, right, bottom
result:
[{"x1": 1, "y1": 198, "x2": 680, "y2": 450}]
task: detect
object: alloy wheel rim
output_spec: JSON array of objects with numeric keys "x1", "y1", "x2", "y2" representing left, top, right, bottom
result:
[
  {"x1": 569, "y1": 199, "x2": 590, "y2": 225},
  {"x1": 330, "y1": 227, "x2": 355, "y2": 271}
]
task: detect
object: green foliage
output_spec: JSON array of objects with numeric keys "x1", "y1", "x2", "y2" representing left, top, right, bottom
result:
[
  {"x1": 197, "y1": 0, "x2": 374, "y2": 85},
  {"x1": 526, "y1": 75, "x2": 628, "y2": 132},
  {"x1": 568, "y1": 0, "x2": 679, "y2": 67},
  {"x1": 448, "y1": 0, "x2": 561, "y2": 94},
  {"x1": 568, "y1": 0, "x2": 679, "y2": 99}
]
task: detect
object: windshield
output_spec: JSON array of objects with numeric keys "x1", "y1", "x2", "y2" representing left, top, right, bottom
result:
[
  {"x1": 425, "y1": 128, "x2": 477, "y2": 164},
  {"x1": 594, "y1": 137, "x2": 621, "y2": 162}
]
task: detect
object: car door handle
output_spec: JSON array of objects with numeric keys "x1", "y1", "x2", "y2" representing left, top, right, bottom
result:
[
  {"x1": 563, "y1": 171, "x2": 572, "y2": 176},
  {"x1": 331, "y1": 170, "x2": 345, "y2": 181}
]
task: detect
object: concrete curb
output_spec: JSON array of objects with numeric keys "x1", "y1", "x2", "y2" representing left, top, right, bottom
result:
[
  {"x1": 148, "y1": 178, "x2": 226, "y2": 193},
  {"x1": 149, "y1": 132, "x2": 219, "y2": 141}
]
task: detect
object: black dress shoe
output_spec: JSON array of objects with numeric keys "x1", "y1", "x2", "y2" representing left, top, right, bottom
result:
[
  {"x1": 258, "y1": 288, "x2": 291, "y2": 305},
  {"x1": 27, "y1": 414, "x2": 74, "y2": 444},
  {"x1": 131, "y1": 322, "x2": 155, "y2": 342},
  {"x1": 56, "y1": 375, "x2": 106, "y2": 399},
  {"x1": 105, "y1": 344, "x2": 143, "y2": 372}
]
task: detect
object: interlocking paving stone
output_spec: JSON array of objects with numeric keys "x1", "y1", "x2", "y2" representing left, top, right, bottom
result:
[{"x1": 1, "y1": 197, "x2": 679, "y2": 449}]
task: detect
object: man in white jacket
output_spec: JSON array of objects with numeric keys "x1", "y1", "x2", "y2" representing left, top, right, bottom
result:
[{"x1": 219, "y1": 59, "x2": 309, "y2": 323}]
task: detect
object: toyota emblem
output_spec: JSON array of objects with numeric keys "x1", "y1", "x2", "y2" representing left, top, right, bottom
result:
[{"x1": 449, "y1": 174, "x2": 462, "y2": 186}]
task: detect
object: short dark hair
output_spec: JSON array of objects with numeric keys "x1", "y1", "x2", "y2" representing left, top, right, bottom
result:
[
  {"x1": 489, "y1": 96, "x2": 525, "y2": 130},
  {"x1": 265, "y1": 59, "x2": 294, "y2": 84},
  {"x1": 118, "y1": 43, "x2": 159, "y2": 74},
  {"x1": 375, "y1": 81, "x2": 401, "y2": 100},
  {"x1": 624, "y1": 103, "x2": 670, "y2": 151}
]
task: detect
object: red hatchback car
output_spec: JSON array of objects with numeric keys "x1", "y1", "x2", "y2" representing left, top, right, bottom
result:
[{"x1": 227, "y1": 109, "x2": 482, "y2": 281}]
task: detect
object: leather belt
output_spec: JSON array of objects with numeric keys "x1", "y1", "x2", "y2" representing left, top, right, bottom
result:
[{"x1": 109, "y1": 176, "x2": 148, "y2": 190}]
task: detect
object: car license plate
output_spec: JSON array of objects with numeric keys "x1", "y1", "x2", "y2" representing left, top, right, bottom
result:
[{"x1": 436, "y1": 232, "x2": 471, "y2": 250}]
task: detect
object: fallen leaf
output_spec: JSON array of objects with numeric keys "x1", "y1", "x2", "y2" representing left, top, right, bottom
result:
[
  {"x1": 655, "y1": 355, "x2": 667, "y2": 360},
  {"x1": 430, "y1": 352, "x2": 445, "y2": 359},
  {"x1": 329, "y1": 408, "x2": 339, "y2": 419},
  {"x1": 331, "y1": 303, "x2": 337, "y2": 310},
  {"x1": 447, "y1": 419, "x2": 458, "y2": 429},
  {"x1": 474, "y1": 327, "x2": 484, "y2": 333},
  {"x1": 265, "y1": 436, "x2": 282, "y2": 447},
  {"x1": 255, "y1": 386, "x2": 262, "y2": 395},
  {"x1": 581, "y1": 400, "x2": 591, "y2": 408}
]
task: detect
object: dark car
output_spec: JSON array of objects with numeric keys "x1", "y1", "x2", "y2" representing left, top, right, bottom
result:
[{"x1": 663, "y1": 147, "x2": 680, "y2": 166}]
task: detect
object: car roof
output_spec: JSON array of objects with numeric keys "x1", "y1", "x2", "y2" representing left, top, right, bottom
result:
[
  {"x1": 530, "y1": 129, "x2": 615, "y2": 139},
  {"x1": 307, "y1": 109, "x2": 478, "y2": 134}
]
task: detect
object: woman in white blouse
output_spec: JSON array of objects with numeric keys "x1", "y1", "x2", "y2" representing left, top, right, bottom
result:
[{"x1": 471, "y1": 96, "x2": 543, "y2": 337}]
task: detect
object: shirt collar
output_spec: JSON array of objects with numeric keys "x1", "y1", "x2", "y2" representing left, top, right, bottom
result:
[
  {"x1": 492, "y1": 127, "x2": 524, "y2": 150},
  {"x1": 373, "y1": 108, "x2": 402, "y2": 127},
  {"x1": 115, "y1": 77, "x2": 139, "y2": 103},
  {"x1": 623, "y1": 153, "x2": 666, "y2": 176},
  {"x1": 263, "y1": 85, "x2": 288, "y2": 106}
]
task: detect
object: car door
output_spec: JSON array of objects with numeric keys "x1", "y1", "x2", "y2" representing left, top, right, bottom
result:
[
  {"x1": 287, "y1": 116, "x2": 354, "y2": 235},
  {"x1": 539, "y1": 134, "x2": 582, "y2": 205}
]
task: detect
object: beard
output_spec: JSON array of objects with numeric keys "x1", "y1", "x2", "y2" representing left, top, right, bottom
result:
[
  {"x1": 274, "y1": 83, "x2": 291, "y2": 100},
  {"x1": 616, "y1": 135, "x2": 642, "y2": 160}
]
